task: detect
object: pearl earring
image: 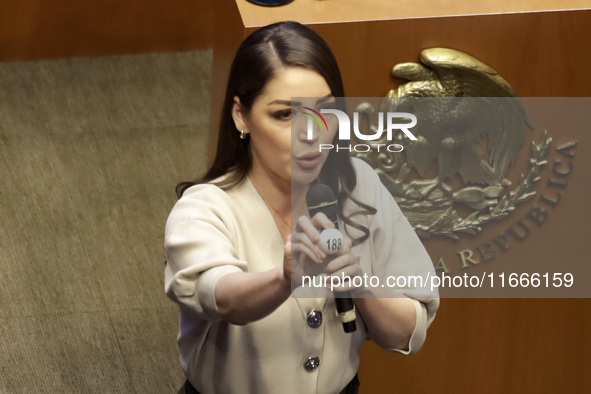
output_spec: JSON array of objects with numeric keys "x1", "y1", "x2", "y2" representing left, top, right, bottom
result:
[{"x1": 240, "y1": 130, "x2": 246, "y2": 139}]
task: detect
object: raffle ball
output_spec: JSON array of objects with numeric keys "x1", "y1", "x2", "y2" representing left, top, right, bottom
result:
[{"x1": 319, "y1": 228, "x2": 344, "y2": 255}]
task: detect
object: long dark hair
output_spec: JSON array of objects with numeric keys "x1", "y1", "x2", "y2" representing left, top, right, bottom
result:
[{"x1": 175, "y1": 21, "x2": 375, "y2": 246}]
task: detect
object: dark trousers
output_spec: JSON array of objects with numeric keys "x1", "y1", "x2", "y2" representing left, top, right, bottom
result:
[{"x1": 179, "y1": 374, "x2": 360, "y2": 394}]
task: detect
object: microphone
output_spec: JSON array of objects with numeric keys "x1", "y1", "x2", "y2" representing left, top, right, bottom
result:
[{"x1": 306, "y1": 184, "x2": 357, "y2": 333}]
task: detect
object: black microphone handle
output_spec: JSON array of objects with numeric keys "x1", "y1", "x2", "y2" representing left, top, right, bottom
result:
[
  {"x1": 331, "y1": 220, "x2": 357, "y2": 333},
  {"x1": 307, "y1": 184, "x2": 357, "y2": 333}
]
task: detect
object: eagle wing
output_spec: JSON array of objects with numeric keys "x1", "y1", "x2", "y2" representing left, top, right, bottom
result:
[{"x1": 419, "y1": 48, "x2": 534, "y2": 178}]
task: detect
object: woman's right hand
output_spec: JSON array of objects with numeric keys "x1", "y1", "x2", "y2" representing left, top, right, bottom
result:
[{"x1": 283, "y1": 212, "x2": 334, "y2": 289}]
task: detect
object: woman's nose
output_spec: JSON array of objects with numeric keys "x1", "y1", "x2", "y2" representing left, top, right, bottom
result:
[{"x1": 296, "y1": 117, "x2": 320, "y2": 144}]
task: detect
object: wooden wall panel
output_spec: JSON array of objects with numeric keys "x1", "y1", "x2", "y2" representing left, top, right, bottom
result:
[
  {"x1": 311, "y1": 9, "x2": 591, "y2": 98},
  {"x1": 360, "y1": 299, "x2": 591, "y2": 393},
  {"x1": 0, "y1": 0, "x2": 214, "y2": 62}
]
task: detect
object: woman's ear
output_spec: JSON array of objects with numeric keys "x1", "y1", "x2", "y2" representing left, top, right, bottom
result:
[{"x1": 231, "y1": 97, "x2": 249, "y2": 137}]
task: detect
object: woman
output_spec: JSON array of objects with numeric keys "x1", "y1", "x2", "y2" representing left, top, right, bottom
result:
[{"x1": 164, "y1": 21, "x2": 439, "y2": 394}]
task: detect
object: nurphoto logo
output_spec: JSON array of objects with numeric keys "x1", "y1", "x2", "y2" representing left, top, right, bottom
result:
[{"x1": 305, "y1": 108, "x2": 418, "y2": 153}]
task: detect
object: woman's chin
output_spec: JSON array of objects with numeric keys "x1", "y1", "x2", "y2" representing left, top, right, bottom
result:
[{"x1": 291, "y1": 167, "x2": 322, "y2": 186}]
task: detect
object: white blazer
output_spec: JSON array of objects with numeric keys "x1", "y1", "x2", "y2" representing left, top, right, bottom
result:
[{"x1": 164, "y1": 157, "x2": 439, "y2": 394}]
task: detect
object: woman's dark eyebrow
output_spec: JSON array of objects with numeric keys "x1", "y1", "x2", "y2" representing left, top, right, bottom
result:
[
  {"x1": 316, "y1": 94, "x2": 334, "y2": 104},
  {"x1": 268, "y1": 100, "x2": 298, "y2": 106},
  {"x1": 267, "y1": 94, "x2": 333, "y2": 106}
]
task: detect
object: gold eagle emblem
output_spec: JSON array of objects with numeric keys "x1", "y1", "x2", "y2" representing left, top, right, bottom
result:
[{"x1": 354, "y1": 48, "x2": 552, "y2": 240}]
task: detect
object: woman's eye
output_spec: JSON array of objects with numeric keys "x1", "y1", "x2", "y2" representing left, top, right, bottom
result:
[{"x1": 273, "y1": 109, "x2": 295, "y2": 120}]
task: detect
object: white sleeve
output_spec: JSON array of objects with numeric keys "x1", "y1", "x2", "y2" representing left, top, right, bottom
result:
[
  {"x1": 163, "y1": 185, "x2": 248, "y2": 321},
  {"x1": 360, "y1": 160, "x2": 440, "y2": 355}
]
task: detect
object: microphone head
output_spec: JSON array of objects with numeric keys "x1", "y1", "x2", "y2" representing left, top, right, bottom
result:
[{"x1": 306, "y1": 184, "x2": 338, "y2": 226}]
